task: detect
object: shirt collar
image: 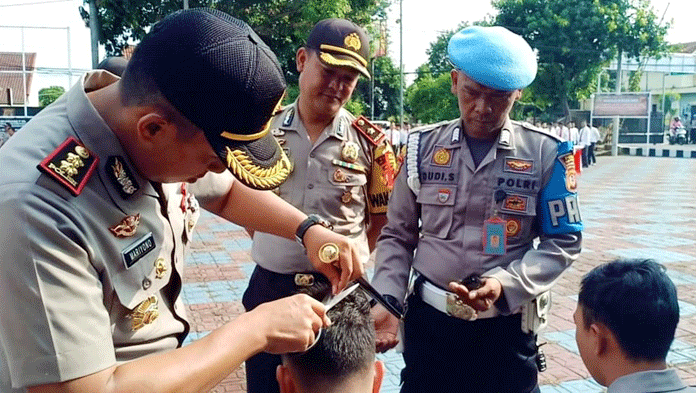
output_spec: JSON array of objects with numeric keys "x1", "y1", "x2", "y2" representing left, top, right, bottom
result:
[{"x1": 607, "y1": 369, "x2": 687, "y2": 393}]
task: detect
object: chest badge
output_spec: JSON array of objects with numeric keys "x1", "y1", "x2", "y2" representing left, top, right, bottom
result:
[
  {"x1": 341, "y1": 141, "x2": 360, "y2": 163},
  {"x1": 502, "y1": 195, "x2": 529, "y2": 213},
  {"x1": 37, "y1": 137, "x2": 99, "y2": 196},
  {"x1": 130, "y1": 295, "x2": 159, "y2": 331},
  {"x1": 506, "y1": 218, "x2": 522, "y2": 237},
  {"x1": 109, "y1": 214, "x2": 141, "y2": 238},
  {"x1": 333, "y1": 168, "x2": 348, "y2": 182},
  {"x1": 432, "y1": 147, "x2": 451, "y2": 166},
  {"x1": 342, "y1": 190, "x2": 353, "y2": 204},
  {"x1": 504, "y1": 158, "x2": 534, "y2": 174},
  {"x1": 154, "y1": 257, "x2": 167, "y2": 279}
]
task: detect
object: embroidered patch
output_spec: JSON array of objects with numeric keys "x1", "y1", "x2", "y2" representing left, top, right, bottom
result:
[
  {"x1": 352, "y1": 116, "x2": 386, "y2": 146},
  {"x1": 558, "y1": 153, "x2": 578, "y2": 192},
  {"x1": 107, "y1": 156, "x2": 140, "y2": 199},
  {"x1": 432, "y1": 147, "x2": 452, "y2": 166},
  {"x1": 502, "y1": 194, "x2": 529, "y2": 213},
  {"x1": 37, "y1": 137, "x2": 99, "y2": 196},
  {"x1": 122, "y1": 232, "x2": 155, "y2": 269},
  {"x1": 333, "y1": 168, "x2": 348, "y2": 182},
  {"x1": 506, "y1": 218, "x2": 522, "y2": 237},
  {"x1": 109, "y1": 214, "x2": 141, "y2": 238},
  {"x1": 438, "y1": 189, "x2": 451, "y2": 203},
  {"x1": 504, "y1": 157, "x2": 534, "y2": 174}
]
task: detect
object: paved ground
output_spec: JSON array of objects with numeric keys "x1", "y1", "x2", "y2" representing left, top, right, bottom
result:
[{"x1": 182, "y1": 155, "x2": 696, "y2": 392}]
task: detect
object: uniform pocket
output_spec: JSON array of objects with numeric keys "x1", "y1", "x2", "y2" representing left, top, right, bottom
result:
[{"x1": 417, "y1": 185, "x2": 456, "y2": 239}]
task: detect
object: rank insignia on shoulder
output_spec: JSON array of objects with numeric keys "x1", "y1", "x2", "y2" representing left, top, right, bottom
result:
[
  {"x1": 37, "y1": 137, "x2": 99, "y2": 196},
  {"x1": 352, "y1": 115, "x2": 386, "y2": 146},
  {"x1": 282, "y1": 107, "x2": 295, "y2": 127},
  {"x1": 110, "y1": 214, "x2": 141, "y2": 238},
  {"x1": 107, "y1": 156, "x2": 140, "y2": 199}
]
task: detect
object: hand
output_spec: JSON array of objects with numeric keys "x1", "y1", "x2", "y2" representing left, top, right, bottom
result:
[
  {"x1": 372, "y1": 304, "x2": 400, "y2": 353},
  {"x1": 448, "y1": 277, "x2": 503, "y2": 312},
  {"x1": 304, "y1": 224, "x2": 364, "y2": 294},
  {"x1": 251, "y1": 294, "x2": 331, "y2": 354}
]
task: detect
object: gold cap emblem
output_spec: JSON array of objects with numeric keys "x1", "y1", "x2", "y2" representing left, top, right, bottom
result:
[{"x1": 344, "y1": 33, "x2": 362, "y2": 51}]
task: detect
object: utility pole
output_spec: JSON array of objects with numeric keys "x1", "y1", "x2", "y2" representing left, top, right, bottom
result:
[
  {"x1": 88, "y1": 0, "x2": 99, "y2": 68},
  {"x1": 612, "y1": 50, "x2": 622, "y2": 156},
  {"x1": 399, "y1": 0, "x2": 403, "y2": 130}
]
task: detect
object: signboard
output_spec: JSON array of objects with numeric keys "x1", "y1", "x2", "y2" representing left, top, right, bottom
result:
[
  {"x1": 593, "y1": 93, "x2": 650, "y2": 117},
  {"x1": 0, "y1": 116, "x2": 31, "y2": 131}
]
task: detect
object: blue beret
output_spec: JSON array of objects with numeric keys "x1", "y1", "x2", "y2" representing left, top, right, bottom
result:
[{"x1": 448, "y1": 26, "x2": 537, "y2": 91}]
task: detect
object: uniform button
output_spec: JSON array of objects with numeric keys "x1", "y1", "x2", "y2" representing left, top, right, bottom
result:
[
  {"x1": 142, "y1": 278, "x2": 152, "y2": 290},
  {"x1": 310, "y1": 152, "x2": 316, "y2": 158},
  {"x1": 308, "y1": 184, "x2": 314, "y2": 189}
]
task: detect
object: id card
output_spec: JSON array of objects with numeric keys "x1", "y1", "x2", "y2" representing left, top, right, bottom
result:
[{"x1": 483, "y1": 217, "x2": 507, "y2": 255}]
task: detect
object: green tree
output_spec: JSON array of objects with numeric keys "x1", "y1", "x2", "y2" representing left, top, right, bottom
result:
[
  {"x1": 422, "y1": 22, "x2": 469, "y2": 78},
  {"x1": 493, "y1": 0, "x2": 669, "y2": 118},
  {"x1": 38, "y1": 86, "x2": 66, "y2": 107},
  {"x1": 406, "y1": 68, "x2": 458, "y2": 123},
  {"x1": 81, "y1": 0, "x2": 389, "y2": 84},
  {"x1": 353, "y1": 55, "x2": 401, "y2": 120}
]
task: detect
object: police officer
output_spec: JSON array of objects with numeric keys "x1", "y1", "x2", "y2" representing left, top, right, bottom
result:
[
  {"x1": 0, "y1": 9, "x2": 363, "y2": 393},
  {"x1": 243, "y1": 18, "x2": 396, "y2": 393},
  {"x1": 371, "y1": 26, "x2": 583, "y2": 392}
]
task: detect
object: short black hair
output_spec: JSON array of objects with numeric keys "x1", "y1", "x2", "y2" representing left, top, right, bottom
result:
[
  {"x1": 284, "y1": 281, "x2": 375, "y2": 391},
  {"x1": 578, "y1": 259, "x2": 679, "y2": 361}
]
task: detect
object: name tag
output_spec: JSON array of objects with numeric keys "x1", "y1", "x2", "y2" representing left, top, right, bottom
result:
[{"x1": 122, "y1": 232, "x2": 156, "y2": 269}]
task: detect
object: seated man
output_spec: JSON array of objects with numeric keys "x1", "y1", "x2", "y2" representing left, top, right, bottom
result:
[
  {"x1": 574, "y1": 259, "x2": 696, "y2": 392},
  {"x1": 277, "y1": 283, "x2": 384, "y2": 393}
]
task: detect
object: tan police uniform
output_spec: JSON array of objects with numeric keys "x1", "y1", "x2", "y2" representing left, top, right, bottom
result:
[
  {"x1": 243, "y1": 102, "x2": 395, "y2": 393},
  {"x1": 0, "y1": 71, "x2": 227, "y2": 391},
  {"x1": 250, "y1": 102, "x2": 393, "y2": 272},
  {"x1": 372, "y1": 118, "x2": 582, "y2": 392}
]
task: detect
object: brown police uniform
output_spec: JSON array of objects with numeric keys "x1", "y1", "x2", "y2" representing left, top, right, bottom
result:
[
  {"x1": 243, "y1": 102, "x2": 395, "y2": 393},
  {"x1": 0, "y1": 71, "x2": 228, "y2": 392}
]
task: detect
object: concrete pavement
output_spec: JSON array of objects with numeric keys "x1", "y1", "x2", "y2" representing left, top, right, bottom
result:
[{"x1": 182, "y1": 155, "x2": 696, "y2": 392}]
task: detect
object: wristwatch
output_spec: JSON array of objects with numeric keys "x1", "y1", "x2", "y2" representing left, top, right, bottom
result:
[{"x1": 295, "y1": 214, "x2": 332, "y2": 247}]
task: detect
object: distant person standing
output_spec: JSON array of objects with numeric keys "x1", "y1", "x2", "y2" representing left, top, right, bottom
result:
[
  {"x1": 0, "y1": 123, "x2": 15, "y2": 148},
  {"x1": 578, "y1": 121, "x2": 591, "y2": 168},
  {"x1": 588, "y1": 123, "x2": 600, "y2": 165}
]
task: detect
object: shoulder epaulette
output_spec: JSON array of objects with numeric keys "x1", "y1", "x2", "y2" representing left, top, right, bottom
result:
[
  {"x1": 513, "y1": 120, "x2": 562, "y2": 141},
  {"x1": 409, "y1": 120, "x2": 449, "y2": 135},
  {"x1": 352, "y1": 116, "x2": 386, "y2": 146},
  {"x1": 37, "y1": 137, "x2": 99, "y2": 196}
]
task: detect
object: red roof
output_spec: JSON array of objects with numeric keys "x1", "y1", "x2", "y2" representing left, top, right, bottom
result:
[{"x1": 0, "y1": 52, "x2": 37, "y2": 105}]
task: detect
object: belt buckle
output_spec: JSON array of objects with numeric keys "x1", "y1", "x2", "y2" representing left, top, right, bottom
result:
[
  {"x1": 446, "y1": 293, "x2": 477, "y2": 321},
  {"x1": 294, "y1": 274, "x2": 315, "y2": 287}
]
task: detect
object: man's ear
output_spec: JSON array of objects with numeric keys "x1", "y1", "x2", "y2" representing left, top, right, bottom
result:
[
  {"x1": 515, "y1": 89, "x2": 523, "y2": 101},
  {"x1": 590, "y1": 323, "x2": 608, "y2": 357},
  {"x1": 276, "y1": 364, "x2": 297, "y2": 393},
  {"x1": 135, "y1": 113, "x2": 173, "y2": 147},
  {"x1": 372, "y1": 360, "x2": 385, "y2": 393},
  {"x1": 296, "y1": 47, "x2": 308, "y2": 73},
  {"x1": 450, "y1": 69, "x2": 459, "y2": 95}
]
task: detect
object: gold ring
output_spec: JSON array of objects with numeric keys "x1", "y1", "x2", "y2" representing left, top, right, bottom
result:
[{"x1": 318, "y1": 243, "x2": 340, "y2": 264}]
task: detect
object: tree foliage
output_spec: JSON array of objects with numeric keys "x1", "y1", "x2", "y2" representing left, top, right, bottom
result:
[
  {"x1": 353, "y1": 55, "x2": 401, "y2": 120},
  {"x1": 81, "y1": 0, "x2": 389, "y2": 84},
  {"x1": 493, "y1": 0, "x2": 669, "y2": 118},
  {"x1": 38, "y1": 86, "x2": 65, "y2": 107},
  {"x1": 406, "y1": 67, "x2": 458, "y2": 123}
]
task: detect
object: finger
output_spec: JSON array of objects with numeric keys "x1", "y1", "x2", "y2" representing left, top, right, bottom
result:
[
  {"x1": 306, "y1": 295, "x2": 332, "y2": 328},
  {"x1": 448, "y1": 281, "x2": 470, "y2": 297},
  {"x1": 336, "y1": 247, "x2": 353, "y2": 293}
]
